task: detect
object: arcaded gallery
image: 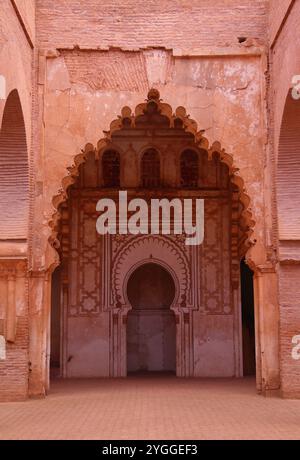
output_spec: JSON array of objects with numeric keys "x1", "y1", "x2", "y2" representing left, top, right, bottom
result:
[{"x1": 0, "y1": 1, "x2": 300, "y2": 427}]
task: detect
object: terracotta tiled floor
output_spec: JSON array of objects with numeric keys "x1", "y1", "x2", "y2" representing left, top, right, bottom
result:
[{"x1": 1, "y1": 376, "x2": 300, "y2": 440}]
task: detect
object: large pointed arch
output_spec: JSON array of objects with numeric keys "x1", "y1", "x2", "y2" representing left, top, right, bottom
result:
[
  {"x1": 0, "y1": 89, "x2": 29, "y2": 239},
  {"x1": 48, "y1": 89, "x2": 255, "y2": 262},
  {"x1": 277, "y1": 89, "x2": 300, "y2": 240}
]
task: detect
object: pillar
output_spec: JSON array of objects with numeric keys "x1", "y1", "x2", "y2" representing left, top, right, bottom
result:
[
  {"x1": 28, "y1": 270, "x2": 51, "y2": 397},
  {"x1": 253, "y1": 265, "x2": 280, "y2": 395}
]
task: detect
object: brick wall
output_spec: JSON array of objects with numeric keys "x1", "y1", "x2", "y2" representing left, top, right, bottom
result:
[
  {"x1": 271, "y1": 0, "x2": 300, "y2": 154},
  {"x1": 270, "y1": 0, "x2": 300, "y2": 398},
  {"x1": 36, "y1": 0, "x2": 269, "y2": 50},
  {"x1": 11, "y1": 0, "x2": 35, "y2": 45},
  {"x1": 0, "y1": 268, "x2": 29, "y2": 402},
  {"x1": 0, "y1": 0, "x2": 33, "y2": 402},
  {"x1": 279, "y1": 265, "x2": 300, "y2": 398},
  {"x1": 0, "y1": 317, "x2": 29, "y2": 402}
]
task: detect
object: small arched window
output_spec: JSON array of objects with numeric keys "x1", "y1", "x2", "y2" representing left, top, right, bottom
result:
[
  {"x1": 180, "y1": 149, "x2": 199, "y2": 188},
  {"x1": 141, "y1": 148, "x2": 160, "y2": 188},
  {"x1": 102, "y1": 150, "x2": 120, "y2": 187}
]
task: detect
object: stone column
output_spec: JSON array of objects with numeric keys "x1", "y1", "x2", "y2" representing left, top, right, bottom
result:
[
  {"x1": 110, "y1": 309, "x2": 120, "y2": 377},
  {"x1": 5, "y1": 272, "x2": 16, "y2": 343},
  {"x1": 253, "y1": 265, "x2": 280, "y2": 395},
  {"x1": 120, "y1": 312, "x2": 128, "y2": 377},
  {"x1": 110, "y1": 307, "x2": 128, "y2": 377},
  {"x1": 175, "y1": 309, "x2": 193, "y2": 377},
  {"x1": 28, "y1": 270, "x2": 51, "y2": 397}
]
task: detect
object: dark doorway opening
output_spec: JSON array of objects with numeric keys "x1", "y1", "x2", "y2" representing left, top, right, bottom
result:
[
  {"x1": 240, "y1": 258, "x2": 256, "y2": 376},
  {"x1": 126, "y1": 263, "x2": 176, "y2": 375}
]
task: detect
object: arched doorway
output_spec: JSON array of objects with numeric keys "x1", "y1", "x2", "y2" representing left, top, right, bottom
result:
[{"x1": 126, "y1": 263, "x2": 176, "y2": 375}]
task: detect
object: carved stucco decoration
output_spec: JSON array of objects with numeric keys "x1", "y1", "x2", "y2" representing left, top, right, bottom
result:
[
  {"x1": 49, "y1": 89, "x2": 255, "y2": 261},
  {"x1": 111, "y1": 234, "x2": 190, "y2": 310}
]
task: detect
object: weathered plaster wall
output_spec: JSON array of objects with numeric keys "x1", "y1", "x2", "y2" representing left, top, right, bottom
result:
[
  {"x1": 193, "y1": 201, "x2": 234, "y2": 378},
  {"x1": 67, "y1": 315, "x2": 110, "y2": 377},
  {"x1": 127, "y1": 311, "x2": 176, "y2": 373},
  {"x1": 193, "y1": 315, "x2": 235, "y2": 377}
]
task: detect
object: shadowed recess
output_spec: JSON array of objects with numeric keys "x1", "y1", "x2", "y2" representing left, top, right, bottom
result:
[
  {"x1": 127, "y1": 263, "x2": 176, "y2": 310},
  {"x1": 277, "y1": 90, "x2": 300, "y2": 239},
  {"x1": 0, "y1": 89, "x2": 29, "y2": 239}
]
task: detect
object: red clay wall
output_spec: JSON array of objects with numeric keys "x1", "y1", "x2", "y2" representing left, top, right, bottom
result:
[
  {"x1": 36, "y1": 0, "x2": 269, "y2": 49},
  {"x1": 270, "y1": 0, "x2": 300, "y2": 398},
  {"x1": 269, "y1": 0, "x2": 294, "y2": 46},
  {"x1": 279, "y1": 265, "x2": 300, "y2": 398},
  {"x1": 12, "y1": 0, "x2": 35, "y2": 45}
]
